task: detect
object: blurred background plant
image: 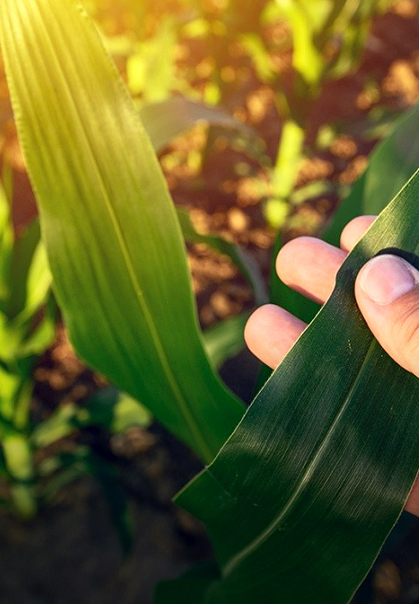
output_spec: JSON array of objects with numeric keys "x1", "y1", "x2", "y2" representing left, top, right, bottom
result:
[
  {"x1": 84, "y1": 0, "x2": 400, "y2": 228},
  {"x1": 0, "y1": 168, "x2": 151, "y2": 547}
]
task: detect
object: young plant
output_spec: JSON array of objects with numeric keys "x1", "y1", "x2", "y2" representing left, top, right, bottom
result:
[
  {"x1": 2, "y1": 1, "x2": 419, "y2": 603},
  {"x1": 260, "y1": 0, "x2": 395, "y2": 226},
  {"x1": 0, "y1": 179, "x2": 53, "y2": 517},
  {"x1": 0, "y1": 178, "x2": 149, "y2": 532}
]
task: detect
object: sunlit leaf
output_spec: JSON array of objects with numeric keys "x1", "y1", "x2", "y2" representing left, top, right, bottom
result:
[
  {"x1": 127, "y1": 18, "x2": 177, "y2": 102},
  {"x1": 0, "y1": 0, "x2": 244, "y2": 463}
]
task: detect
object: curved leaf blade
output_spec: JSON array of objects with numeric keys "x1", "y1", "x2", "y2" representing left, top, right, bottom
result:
[
  {"x1": 140, "y1": 97, "x2": 264, "y2": 156},
  {"x1": 176, "y1": 169, "x2": 419, "y2": 602},
  {"x1": 0, "y1": 0, "x2": 244, "y2": 463}
]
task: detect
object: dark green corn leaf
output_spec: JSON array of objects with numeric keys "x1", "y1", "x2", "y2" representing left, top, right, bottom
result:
[
  {"x1": 175, "y1": 169, "x2": 419, "y2": 603},
  {"x1": 154, "y1": 561, "x2": 220, "y2": 604},
  {"x1": 0, "y1": 0, "x2": 244, "y2": 463}
]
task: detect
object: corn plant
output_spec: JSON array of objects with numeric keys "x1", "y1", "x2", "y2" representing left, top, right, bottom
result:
[
  {"x1": 0, "y1": 179, "x2": 154, "y2": 529},
  {"x1": 0, "y1": 178, "x2": 53, "y2": 517},
  {"x1": 2, "y1": 0, "x2": 419, "y2": 603},
  {"x1": 0, "y1": 180, "x2": 150, "y2": 536}
]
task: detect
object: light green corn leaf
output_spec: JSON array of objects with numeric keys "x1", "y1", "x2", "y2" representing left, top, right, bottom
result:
[
  {"x1": 109, "y1": 391, "x2": 152, "y2": 433},
  {"x1": 293, "y1": 0, "x2": 335, "y2": 33},
  {"x1": 32, "y1": 387, "x2": 151, "y2": 449},
  {"x1": 325, "y1": 0, "x2": 387, "y2": 79},
  {"x1": 17, "y1": 237, "x2": 51, "y2": 322},
  {"x1": 5, "y1": 219, "x2": 52, "y2": 324},
  {"x1": 0, "y1": 363, "x2": 25, "y2": 423},
  {"x1": 274, "y1": 0, "x2": 325, "y2": 86},
  {"x1": 0, "y1": 0, "x2": 244, "y2": 464},
  {"x1": 239, "y1": 33, "x2": 277, "y2": 84},
  {"x1": 203, "y1": 313, "x2": 249, "y2": 371},
  {"x1": 264, "y1": 0, "x2": 330, "y2": 33},
  {"x1": 173, "y1": 167, "x2": 419, "y2": 603},
  {"x1": 17, "y1": 299, "x2": 56, "y2": 359},
  {"x1": 316, "y1": 0, "x2": 392, "y2": 58},
  {"x1": 0, "y1": 306, "x2": 55, "y2": 363},
  {"x1": 2, "y1": 433, "x2": 33, "y2": 481},
  {"x1": 0, "y1": 179, "x2": 13, "y2": 307},
  {"x1": 177, "y1": 207, "x2": 268, "y2": 306},
  {"x1": 327, "y1": 21, "x2": 366, "y2": 78},
  {"x1": 4, "y1": 219, "x2": 40, "y2": 318},
  {"x1": 139, "y1": 96, "x2": 264, "y2": 155},
  {"x1": 31, "y1": 403, "x2": 78, "y2": 448},
  {"x1": 81, "y1": 387, "x2": 153, "y2": 434},
  {"x1": 127, "y1": 18, "x2": 177, "y2": 101}
]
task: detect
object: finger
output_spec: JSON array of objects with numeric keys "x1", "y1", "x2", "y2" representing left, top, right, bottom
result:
[
  {"x1": 340, "y1": 215, "x2": 376, "y2": 252},
  {"x1": 244, "y1": 304, "x2": 306, "y2": 369},
  {"x1": 276, "y1": 238, "x2": 346, "y2": 305},
  {"x1": 355, "y1": 254, "x2": 419, "y2": 378}
]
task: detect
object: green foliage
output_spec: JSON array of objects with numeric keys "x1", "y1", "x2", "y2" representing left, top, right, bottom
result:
[
  {"x1": 0, "y1": 0, "x2": 244, "y2": 465},
  {"x1": 175, "y1": 168, "x2": 419, "y2": 602},
  {"x1": 0, "y1": 179, "x2": 53, "y2": 516},
  {"x1": 262, "y1": 0, "x2": 394, "y2": 225},
  {"x1": 139, "y1": 96, "x2": 265, "y2": 156},
  {"x1": 2, "y1": 0, "x2": 419, "y2": 602},
  {"x1": 0, "y1": 177, "x2": 151, "y2": 525},
  {"x1": 90, "y1": 0, "x2": 395, "y2": 229}
]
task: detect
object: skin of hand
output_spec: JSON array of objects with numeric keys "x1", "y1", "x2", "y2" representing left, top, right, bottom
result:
[{"x1": 245, "y1": 215, "x2": 419, "y2": 516}]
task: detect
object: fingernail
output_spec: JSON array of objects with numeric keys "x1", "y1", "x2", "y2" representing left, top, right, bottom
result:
[{"x1": 359, "y1": 255, "x2": 418, "y2": 305}]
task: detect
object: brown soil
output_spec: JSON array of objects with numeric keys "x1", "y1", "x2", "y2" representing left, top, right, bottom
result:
[{"x1": 1, "y1": 2, "x2": 419, "y2": 603}]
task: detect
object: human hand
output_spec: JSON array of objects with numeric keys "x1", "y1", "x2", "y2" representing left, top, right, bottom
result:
[{"x1": 245, "y1": 215, "x2": 419, "y2": 516}]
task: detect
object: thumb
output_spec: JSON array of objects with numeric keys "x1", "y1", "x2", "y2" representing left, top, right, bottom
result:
[{"x1": 355, "y1": 254, "x2": 419, "y2": 378}]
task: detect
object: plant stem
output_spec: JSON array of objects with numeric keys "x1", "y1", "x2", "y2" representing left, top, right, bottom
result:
[{"x1": 265, "y1": 119, "x2": 305, "y2": 228}]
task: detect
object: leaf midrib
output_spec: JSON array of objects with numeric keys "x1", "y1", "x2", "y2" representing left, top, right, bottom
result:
[{"x1": 222, "y1": 335, "x2": 376, "y2": 577}]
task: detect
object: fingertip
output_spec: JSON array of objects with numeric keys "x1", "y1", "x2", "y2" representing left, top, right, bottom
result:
[
  {"x1": 275, "y1": 237, "x2": 313, "y2": 282},
  {"x1": 354, "y1": 255, "x2": 419, "y2": 377},
  {"x1": 276, "y1": 237, "x2": 346, "y2": 304},
  {"x1": 340, "y1": 216, "x2": 376, "y2": 252},
  {"x1": 245, "y1": 304, "x2": 306, "y2": 369}
]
